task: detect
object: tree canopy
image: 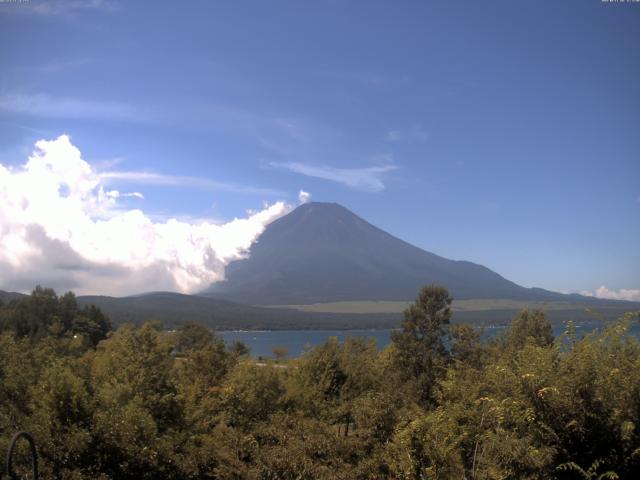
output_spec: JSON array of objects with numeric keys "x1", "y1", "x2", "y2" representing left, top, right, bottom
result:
[{"x1": 0, "y1": 286, "x2": 639, "y2": 479}]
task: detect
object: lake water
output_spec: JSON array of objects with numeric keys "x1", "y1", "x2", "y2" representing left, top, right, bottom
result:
[{"x1": 220, "y1": 322, "x2": 640, "y2": 358}]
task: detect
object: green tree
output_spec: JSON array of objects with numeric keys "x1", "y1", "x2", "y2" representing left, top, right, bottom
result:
[
  {"x1": 450, "y1": 323, "x2": 486, "y2": 368},
  {"x1": 91, "y1": 324, "x2": 183, "y2": 478},
  {"x1": 391, "y1": 284, "x2": 452, "y2": 406},
  {"x1": 174, "y1": 324, "x2": 235, "y2": 432},
  {"x1": 174, "y1": 321, "x2": 214, "y2": 353},
  {"x1": 228, "y1": 340, "x2": 250, "y2": 357},
  {"x1": 220, "y1": 362, "x2": 286, "y2": 430},
  {"x1": 0, "y1": 287, "x2": 111, "y2": 346},
  {"x1": 503, "y1": 309, "x2": 553, "y2": 349},
  {"x1": 29, "y1": 362, "x2": 93, "y2": 479},
  {"x1": 272, "y1": 345, "x2": 289, "y2": 362},
  {"x1": 387, "y1": 408, "x2": 465, "y2": 479},
  {"x1": 72, "y1": 304, "x2": 111, "y2": 346}
]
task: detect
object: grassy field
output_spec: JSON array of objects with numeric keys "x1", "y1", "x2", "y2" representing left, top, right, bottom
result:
[{"x1": 263, "y1": 299, "x2": 637, "y2": 315}]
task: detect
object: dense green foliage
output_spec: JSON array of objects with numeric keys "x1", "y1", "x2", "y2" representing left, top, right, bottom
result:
[
  {"x1": 0, "y1": 286, "x2": 111, "y2": 346},
  {"x1": 1, "y1": 286, "x2": 639, "y2": 479}
]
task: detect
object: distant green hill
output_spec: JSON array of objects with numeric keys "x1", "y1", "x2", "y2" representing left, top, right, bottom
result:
[
  {"x1": 3, "y1": 288, "x2": 637, "y2": 330},
  {"x1": 0, "y1": 289, "x2": 27, "y2": 304},
  {"x1": 75, "y1": 292, "x2": 401, "y2": 330},
  {"x1": 75, "y1": 292, "x2": 637, "y2": 330}
]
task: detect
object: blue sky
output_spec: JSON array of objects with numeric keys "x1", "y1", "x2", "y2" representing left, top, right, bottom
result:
[{"x1": 0, "y1": 0, "x2": 638, "y2": 297}]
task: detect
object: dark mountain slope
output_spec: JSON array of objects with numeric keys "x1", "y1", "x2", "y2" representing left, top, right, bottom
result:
[{"x1": 205, "y1": 202, "x2": 570, "y2": 305}]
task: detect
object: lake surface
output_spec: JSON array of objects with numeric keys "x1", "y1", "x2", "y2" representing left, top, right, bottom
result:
[{"x1": 220, "y1": 322, "x2": 640, "y2": 358}]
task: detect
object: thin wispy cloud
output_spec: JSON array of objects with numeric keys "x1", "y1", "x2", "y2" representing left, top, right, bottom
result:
[
  {"x1": 386, "y1": 125, "x2": 430, "y2": 143},
  {"x1": 100, "y1": 171, "x2": 285, "y2": 197},
  {"x1": 5, "y1": 58, "x2": 99, "y2": 77},
  {"x1": 109, "y1": 191, "x2": 144, "y2": 200},
  {"x1": 386, "y1": 131, "x2": 402, "y2": 142},
  {"x1": 39, "y1": 58, "x2": 98, "y2": 73},
  {"x1": 321, "y1": 71, "x2": 388, "y2": 87},
  {"x1": 0, "y1": 93, "x2": 146, "y2": 122},
  {"x1": 270, "y1": 161, "x2": 397, "y2": 192},
  {"x1": 0, "y1": 0, "x2": 117, "y2": 17},
  {"x1": 0, "y1": 121, "x2": 51, "y2": 136},
  {"x1": 320, "y1": 70, "x2": 410, "y2": 88}
]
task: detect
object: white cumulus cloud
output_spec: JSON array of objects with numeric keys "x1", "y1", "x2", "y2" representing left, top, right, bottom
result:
[
  {"x1": 0, "y1": 135, "x2": 291, "y2": 296},
  {"x1": 581, "y1": 286, "x2": 640, "y2": 302},
  {"x1": 298, "y1": 190, "x2": 311, "y2": 204}
]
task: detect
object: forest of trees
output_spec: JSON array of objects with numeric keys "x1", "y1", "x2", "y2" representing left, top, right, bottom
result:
[{"x1": 1, "y1": 285, "x2": 640, "y2": 479}]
